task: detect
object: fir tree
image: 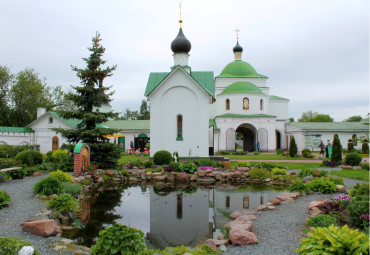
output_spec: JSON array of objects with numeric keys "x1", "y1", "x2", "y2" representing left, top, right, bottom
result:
[
  {"x1": 331, "y1": 135, "x2": 342, "y2": 163},
  {"x1": 54, "y1": 32, "x2": 120, "y2": 168},
  {"x1": 289, "y1": 136, "x2": 298, "y2": 157},
  {"x1": 347, "y1": 139, "x2": 354, "y2": 153},
  {"x1": 362, "y1": 141, "x2": 369, "y2": 154}
]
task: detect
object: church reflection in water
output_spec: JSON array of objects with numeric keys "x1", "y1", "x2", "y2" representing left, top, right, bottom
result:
[{"x1": 69, "y1": 184, "x2": 284, "y2": 248}]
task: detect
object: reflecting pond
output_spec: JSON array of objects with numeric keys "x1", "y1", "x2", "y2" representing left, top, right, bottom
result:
[{"x1": 62, "y1": 184, "x2": 286, "y2": 249}]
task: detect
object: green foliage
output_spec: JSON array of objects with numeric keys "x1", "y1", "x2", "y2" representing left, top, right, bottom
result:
[
  {"x1": 307, "y1": 177, "x2": 337, "y2": 194},
  {"x1": 237, "y1": 161, "x2": 251, "y2": 167},
  {"x1": 253, "y1": 162, "x2": 276, "y2": 171},
  {"x1": 362, "y1": 142, "x2": 369, "y2": 154},
  {"x1": 0, "y1": 189, "x2": 11, "y2": 208},
  {"x1": 344, "y1": 115, "x2": 363, "y2": 122},
  {"x1": 47, "y1": 194, "x2": 79, "y2": 214},
  {"x1": 0, "y1": 236, "x2": 41, "y2": 255},
  {"x1": 349, "y1": 200, "x2": 370, "y2": 229},
  {"x1": 15, "y1": 150, "x2": 43, "y2": 166},
  {"x1": 348, "y1": 183, "x2": 370, "y2": 200},
  {"x1": 51, "y1": 149, "x2": 69, "y2": 162},
  {"x1": 301, "y1": 148, "x2": 314, "y2": 158},
  {"x1": 143, "y1": 161, "x2": 154, "y2": 168},
  {"x1": 360, "y1": 162, "x2": 369, "y2": 170},
  {"x1": 153, "y1": 150, "x2": 172, "y2": 165},
  {"x1": 253, "y1": 151, "x2": 260, "y2": 155},
  {"x1": 306, "y1": 214, "x2": 337, "y2": 228},
  {"x1": 145, "y1": 142, "x2": 150, "y2": 149},
  {"x1": 145, "y1": 244, "x2": 220, "y2": 255},
  {"x1": 90, "y1": 223, "x2": 146, "y2": 255},
  {"x1": 7, "y1": 168, "x2": 27, "y2": 179},
  {"x1": 345, "y1": 152, "x2": 362, "y2": 166},
  {"x1": 328, "y1": 176, "x2": 344, "y2": 185},
  {"x1": 179, "y1": 162, "x2": 198, "y2": 174},
  {"x1": 272, "y1": 167, "x2": 287, "y2": 175},
  {"x1": 299, "y1": 169, "x2": 328, "y2": 178},
  {"x1": 33, "y1": 176, "x2": 62, "y2": 196},
  {"x1": 0, "y1": 158, "x2": 22, "y2": 169},
  {"x1": 298, "y1": 110, "x2": 334, "y2": 122},
  {"x1": 196, "y1": 158, "x2": 217, "y2": 167},
  {"x1": 61, "y1": 182, "x2": 82, "y2": 196},
  {"x1": 0, "y1": 144, "x2": 36, "y2": 158},
  {"x1": 249, "y1": 168, "x2": 273, "y2": 179},
  {"x1": 169, "y1": 162, "x2": 182, "y2": 170},
  {"x1": 331, "y1": 135, "x2": 342, "y2": 164},
  {"x1": 276, "y1": 149, "x2": 285, "y2": 155},
  {"x1": 289, "y1": 136, "x2": 298, "y2": 157},
  {"x1": 50, "y1": 170, "x2": 73, "y2": 182},
  {"x1": 296, "y1": 225, "x2": 369, "y2": 254},
  {"x1": 287, "y1": 181, "x2": 309, "y2": 194},
  {"x1": 53, "y1": 33, "x2": 121, "y2": 169},
  {"x1": 347, "y1": 140, "x2": 355, "y2": 153}
]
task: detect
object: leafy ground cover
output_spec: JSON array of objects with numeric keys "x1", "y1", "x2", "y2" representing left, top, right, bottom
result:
[
  {"x1": 226, "y1": 154, "x2": 315, "y2": 160},
  {"x1": 118, "y1": 154, "x2": 150, "y2": 165},
  {"x1": 330, "y1": 169, "x2": 369, "y2": 182}
]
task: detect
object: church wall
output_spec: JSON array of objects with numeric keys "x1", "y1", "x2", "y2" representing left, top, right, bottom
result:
[
  {"x1": 215, "y1": 77, "x2": 267, "y2": 90},
  {"x1": 0, "y1": 132, "x2": 34, "y2": 146},
  {"x1": 275, "y1": 120, "x2": 288, "y2": 149},
  {"x1": 149, "y1": 70, "x2": 210, "y2": 157},
  {"x1": 268, "y1": 100, "x2": 289, "y2": 120}
]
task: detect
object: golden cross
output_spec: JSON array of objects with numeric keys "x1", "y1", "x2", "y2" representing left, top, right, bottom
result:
[
  {"x1": 235, "y1": 28, "x2": 240, "y2": 40},
  {"x1": 179, "y1": 1, "x2": 183, "y2": 27}
]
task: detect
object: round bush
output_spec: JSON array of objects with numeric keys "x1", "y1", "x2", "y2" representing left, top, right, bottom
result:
[
  {"x1": 287, "y1": 181, "x2": 309, "y2": 194},
  {"x1": 0, "y1": 236, "x2": 41, "y2": 255},
  {"x1": 307, "y1": 177, "x2": 337, "y2": 194},
  {"x1": 306, "y1": 214, "x2": 337, "y2": 228},
  {"x1": 50, "y1": 170, "x2": 73, "y2": 182},
  {"x1": 249, "y1": 168, "x2": 273, "y2": 179},
  {"x1": 52, "y1": 149, "x2": 69, "y2": 162},
  {"x1": 344, "y1": 152, "x2": 362, "y2": 166},
  {"x1": 33, "y1": 176, "x2": 62, "y2": 196},
  {"x1": 15, "y1": 150, "x2": 43, "y2": 166},
  {"x1": 47, "y1": 194, "x2": 79, "y2": 214},
  {"x1": 153, "y1": 150, "x2": 172, "y2": 165},
  {"x1": 362, "y1": 142, "x2": 369, "y2": 154}
]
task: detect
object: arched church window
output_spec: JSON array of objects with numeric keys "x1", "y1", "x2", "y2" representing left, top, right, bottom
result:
[
  {"x1": 177, "y1": 115, "x2": 183, "y2": 141},
  {"x1": 226, "y1": 99, "x2": 230, "y2": 110},
  {"x1": 243, "y1": 98, "x2": 249, "y2": 110},
  {"x1": 352, "y1": 134, "x2": 357, "y2": 146},
  {"x1": 260, "y1": 99, "x2": 263, "y2": 110},
  {"x1": 49, "y1": 117, "x2": 53, "y2": 124}
]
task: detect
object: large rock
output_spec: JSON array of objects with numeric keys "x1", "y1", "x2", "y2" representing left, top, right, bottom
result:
[
  {"x1": 176, "y1": 172, "x2": 189, "y2": 182},
  {"x1": 230, "y1": 209, "x2": 260, "y2": 220},
  {"x1": 269, "y1": 198, "x2": 281, "y2": 205},
  {"x1": 309, "y1": 200, "x2": 326, "y2": 209},
  {"x1": 206, "y1": 239, "x2": 229, "y2": 247},
  {"x1": 205, "y1": 239, "x2": 218, "y2": 250},
  {"x1": 18, "y1": 246, "x2": 34, "y2": 255},
  {"x1": 235, "y1": 215, "x2": 257, "y2": 222},
  {"x1": 21, "y1": 219, "x2": 59, "y2": 237},
  {"x1": 32, "y1": 171, "x2": 43, "y2": 177},
  {"x1": 235, "y1": 167, "x2": 249, "y2": 172},
  {"x1": 336, "y1": 185, "x2": 346, "y2": 193},
  {"x1": 105, "y1": 170, "x2": 114, "y2": 177},
  {"x1": 224, "y1": 221, "x2": 255, "y2": 233},
  {"x1": 257, "y1": 205, "x2": 267, "y2": 211},
  {"x1": 276, "y1": 192, "x2": 301, "y2": 201},
  {"x1": 153, "y1": 175, "x2": 166, "y2": 181},
  {"x1": 229, "y1": 229, "x2": 258, "y2": 245}
]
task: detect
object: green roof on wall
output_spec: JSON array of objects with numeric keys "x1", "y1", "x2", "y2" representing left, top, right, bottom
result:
[
  {"x1": 220, "y1": 82, "x2": 264, "y2": 95},
  {"x1": 0, "y1": 126, "x2": 34, "y2": 133}
]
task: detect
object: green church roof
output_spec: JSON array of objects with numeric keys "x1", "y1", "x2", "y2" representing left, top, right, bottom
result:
[
  {"x1": 144, "y1": 66, "x2": 215, "y2": 97},
  {"x1": 287, "y1": 122, "x2": 369, "y2": 131},
  {"x1": 0, "y1": 126, "x2": 34, "y2": 133},
  {"x1": 49, "y1": 112, "x2": 81, "y2": 128},
  {"x1": 220, "y1": 82, "x2": 264, "y2": 95},
  {"x1": 269, "y1": 95, "x2": 289, "y2": 101},
  {"x1": 103, "y1": 120, "x2": 150, "y2": 130},
  {"x1": 217, "y1": 60, "x2": 267, "y2": 78}
]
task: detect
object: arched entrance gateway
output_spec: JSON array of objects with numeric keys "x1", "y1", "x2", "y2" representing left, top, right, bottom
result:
[
  {"x1": 236, "y1": 123, "x2": 257, "y2": 152},
  {"x1": 275, "y1": 130, "x2": 281, "y2": 150}
]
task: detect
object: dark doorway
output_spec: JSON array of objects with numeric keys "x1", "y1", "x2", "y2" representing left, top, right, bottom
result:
[
  {"x1": 236, "y1": 124, "x2": 257, "y2": 152},
  {"x1": 275, "y1": 130, "x2": 281, "y2": 150},
  {"x1": 134, "y1": 134, "x2": 150, "y2": 152}
]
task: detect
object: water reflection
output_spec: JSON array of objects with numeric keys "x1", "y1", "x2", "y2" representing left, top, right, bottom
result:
[{"x1": 63, "y1": 184, "x2": 285, "y2": 248}]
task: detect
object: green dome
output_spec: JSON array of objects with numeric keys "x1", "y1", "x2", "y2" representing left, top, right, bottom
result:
[
  {"x1": 220, "y1": 82, "x2": 264, "y2": 95},
  {"x1": 218, "y1": 60, "x2": 267, "y2": 78}
]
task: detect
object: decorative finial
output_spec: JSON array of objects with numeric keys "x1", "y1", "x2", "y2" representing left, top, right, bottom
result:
[
  {"x1": 179, "y1": 1, "x2": 183, "y2": 28},
  {"x1": 235, "y1": 27, "x2": 240, "y2": 41}
]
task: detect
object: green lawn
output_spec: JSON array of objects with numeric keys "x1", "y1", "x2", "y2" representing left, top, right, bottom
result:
[
  {"x1": 226, "y1": 154, "x2": 314, "y2": 160},
  {"x1": 274, "y1": 162, "x2": 324, "y2": 170},
  {"x1": 330, "y1": 169, "x2": 369, "y2": 182},
  {"x1": 118, "y1": 154, "x2": 149, "y2": 164}
]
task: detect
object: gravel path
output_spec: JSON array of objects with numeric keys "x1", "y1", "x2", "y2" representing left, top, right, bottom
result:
[
  {"x1": 0, "y1": 174, "x2": 366, "y2": 255},
  {"x1": 224, "y1": 178, "x2": 367, "y2": 255}
]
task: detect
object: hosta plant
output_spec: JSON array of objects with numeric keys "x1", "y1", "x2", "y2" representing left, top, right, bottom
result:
[
  {"x1": 33, "y1": 176, "x2": 62, "y2": 196},
  {"x1": 47, "y1": 194, "x2": 79, "y2": 215},
  {"x1": 0, "y1": 190, "x2": 11, "y2": 209},
  {"x1": 287, "y1": 181, "x2": 309, "y2": 195},
  {"x1": 272, "y1": 167, "x2": 287, "y2": 175},
  {"x1": 0, "y1": 236, "x2": 41, "y2": 255},
  {"x1": 91, "y1": 223, "x2": 146, "y2": 255},
  {"x1": 296, "y1": 225, "x2": 369, "y2": 254},
  {"x1": 306, "y1": 214, "x2": 337, "y2": 228},
  {"x1": 307, "y1": 177, "x2": 337, "y2": 194}
]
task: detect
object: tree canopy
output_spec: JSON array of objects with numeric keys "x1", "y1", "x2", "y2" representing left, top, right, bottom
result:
[
  {"x1": 343, "y1": 115, "x2": 363, "y2": 122},
  {"x1": 298, "y1": 110, "x2": 333, "y2": 122},
  {"x1": 120, "y1": 99, "x2": 150, "y2": 120}
]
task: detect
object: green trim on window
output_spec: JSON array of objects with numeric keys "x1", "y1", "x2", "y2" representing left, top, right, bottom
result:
[{"x1": 176, "y1": 137, "x2": 183, "y2": 141}]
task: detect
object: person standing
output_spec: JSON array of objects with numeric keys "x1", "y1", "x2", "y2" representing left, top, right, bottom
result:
[
  {"x1": 319, "y1": 141, "x2": 325, "y2": 155},
  {"x1": 257, "y1": 142, "x2": 260, "y2": 152},
  {"x1": 325, "y1": 140, "x2": 331, "y2": 158}
]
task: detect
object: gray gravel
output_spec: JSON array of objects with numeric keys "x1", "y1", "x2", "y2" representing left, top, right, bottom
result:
[
  {"x1": 224, "y1": 178, "x2": 367, "y2": 255},
  {"x1": 0, "y1": 174, "x2": 366, "y2": 255}
]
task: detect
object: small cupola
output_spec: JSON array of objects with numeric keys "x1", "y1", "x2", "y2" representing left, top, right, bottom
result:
[{"x1": 233, "y1": 28, "x2": 243, "y2": 60}]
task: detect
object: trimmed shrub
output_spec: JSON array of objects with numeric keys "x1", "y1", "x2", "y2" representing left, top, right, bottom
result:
[
  {"x1": 90, "y1": 224, "x2": 146, "y2": 255},
  {"x1": 301, "y1": 148, "x2": 313, "y2": 158},
  {"x1": 0, "y1": 189, "x2": 11, "y2": 209},
  {"x1": 7, "y1": 168, "x2": 27, "y2": 179},
  {"x1": 179, "y1": 162, "x2": 198, "y2": 174},
  {"x1": 360, "y1": 162, "x2": 369, "y2": 170},
  {"x1": 196, "y1": 158, "x2": 217, "y2": 167},
  {"x1": 253, "y1": 162, "x2": 276, "y2": 171},
  {"x1": 299, "y1": 169, "x2": 328, "y2": 178},
  {"x1": 289, "y1": 136, "x2": 297, "y2": 157},
  {"x1": 51, "y1": 149, "x2": 69, "y2": 162},
  {"x1": 307, "y1": 177, "x2": 337, "y2": 194},
  {"x1": 331, "y1": 135, "x2": 342, "y2": 164},
  {"x1": 61, "y1": 182, "x2": 82, "y2": 196},
  {"x1": 0, "y1": 236, "x2": 41, "y2": 255},
  {"x1": 276, "y1": 149, "x2": 285, "y2": 155},
  {"x1": 89, "y1": 143, "x2": 121, "y2": 169},
  {"x1": 143, "y1": 161, "x2": 154, "y2": 168},
  {"x1": 347, "y1": 140, "x2": 354, "y2": 153},
  {"x1": 272, "y1": 168, "x2": 287, "y2": 175},
  {"x1": 348, "y1": 183, "x2": 370, "y2": 200},
  {"x1": 237, "y1": 161, "x2": 251, "y2": 167},
  {"x1": 287, "y1": 181, "x2": 309, "y2": 194},
  {"x1": 15, "y1": 150, "x2": 43, "y2": 166},
  {"x1": 362, "y1": 142, "x2": 369, "y2": 154},
  {"x1": 33, "y1": 176, "x2": 62, "y2": 196},
  {"x1": 253, "y1": 151, "x2": 259, "y2": 155},
  {"x1": 47, "y1": 194, "x2": 79, "y2": 214},
  {"x1": 296, "y1": 225, "x2": 369, "y2": 254},
  {"x1": 50, "y1": 170, "x2": 73, "y2": 182},
  {"x1": 306, "y1": 214, "x2": 337, "y2": 228},
  {"x1": 153, "y1": 150, "x2": 172, "y2": 165},
  {"x1": 249, "y1": 168, "x2": 273, "y2": 179},
  {"x1": 344, "y1": 152, "x2": 362, "y2": 166}
]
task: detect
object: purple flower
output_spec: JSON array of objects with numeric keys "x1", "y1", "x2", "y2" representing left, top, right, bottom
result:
[
  {"x1": 199, "y1": 166, "x2": 214, "y2": 170},
  {"x1": 361, "y1": 214, "x2": 370, "y2": 221}
]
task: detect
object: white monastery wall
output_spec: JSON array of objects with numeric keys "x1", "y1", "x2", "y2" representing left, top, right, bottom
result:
[
  {"x1": 268, "y1": 100, "x2": 289, "y2": 120},
  {"x1": 0, "y1": 132, "x2": 33, "y2": 146}
]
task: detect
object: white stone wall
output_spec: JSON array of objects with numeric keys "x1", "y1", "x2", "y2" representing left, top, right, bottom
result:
[
  {"x1": 149, "y1": 68, "x2": 210, "y2": 157},
  {"x1": 0, "y1": 132, "x2": 34, "y2": 146},
  {"x1": 268, "y1": 100, "x2": 289, "y2": 120}
]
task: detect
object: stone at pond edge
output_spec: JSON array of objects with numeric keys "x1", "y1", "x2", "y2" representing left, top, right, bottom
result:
[
  {"x1": 32, "y1": 171, "x2": 43, "y2": 177},
  {"x1": 105, "y1": 170, "x2": 114, "y2": 177},
  {"x1": 205, "y1": 239, "x2": 218, "y2": 250},
  {"x1": 219, "y1": 245, "x2": 227, "y2": 252},
  {"x1": 224, "y1": 221, "x2": 255, "y2": 233},
  {"x1": 176, "y1": 172, "x2": 189, "y2": 181},
  {"x1": 234, "y1": 215, "x2": 257, "y2": 222},
  {"x1": 269, "y1": 198, "x2": 281, "y2": 205},
  {"x1": 309, "y1": 200, "x2": 326, "y2": 209},
  {"x1": 230, "y1": 209, "x2": 260, "y2": 220},
  {"x1": 336, "y1": 185, "x2": 346, "y2": 193},
  {"x1": 267, "y1": 205, "x2": 275, "y2": 210},
  {"x1": 21, "y1": 219, "x2": 59, "y2": 237},
  {"x1": 257, "y1": 205, "x2": 267, "y2": 211},
  {"x1": 229, "y1": 229, "x2": 258, "y2": 245}
]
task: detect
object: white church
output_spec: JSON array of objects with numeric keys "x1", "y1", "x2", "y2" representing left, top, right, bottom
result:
[{"x1": 0, "y1": 20, "x2": 368, "y2": 157}]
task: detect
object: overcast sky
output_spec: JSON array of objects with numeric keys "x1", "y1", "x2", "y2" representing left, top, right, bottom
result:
[{"x1": 1, "y1": 0, "x2": 368, "y2": 121}]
